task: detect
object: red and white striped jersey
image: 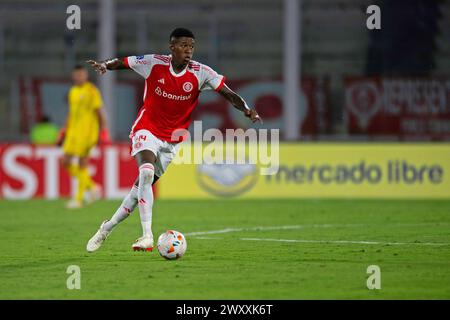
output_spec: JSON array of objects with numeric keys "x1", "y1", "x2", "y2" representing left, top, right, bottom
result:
[{"x1": 124, "y1": 54, "x2": 226, "y2": 142}]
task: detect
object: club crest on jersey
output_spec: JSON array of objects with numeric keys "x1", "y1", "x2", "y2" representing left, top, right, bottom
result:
[{"x1": 183, "y1": 82, "x2": 193, "y2": 93}]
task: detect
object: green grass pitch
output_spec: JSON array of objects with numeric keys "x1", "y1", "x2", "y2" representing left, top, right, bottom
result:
[{"x1": 0, "y1": 199, "x2": 449, "y2": 299}]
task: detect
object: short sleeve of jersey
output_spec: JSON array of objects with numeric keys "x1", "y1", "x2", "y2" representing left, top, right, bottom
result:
[
  {"x1": 124, "y1": 54, "x2": 154, "y2": 79},
  {"x1": 198, "y1": 64, "x2": 226, "y2": 92},
  {"x1": 91, "y1": 86, "x2": 103, "y2": 110}
]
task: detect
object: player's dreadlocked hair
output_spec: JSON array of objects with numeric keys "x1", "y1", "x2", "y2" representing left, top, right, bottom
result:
[{"x1": 170, "y1": 28, "x2": 195, "y2": 41}]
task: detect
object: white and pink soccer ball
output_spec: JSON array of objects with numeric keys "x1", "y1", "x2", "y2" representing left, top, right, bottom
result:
[{"x1": 157, "y1": 230, "x2": 187, "y2": 260}]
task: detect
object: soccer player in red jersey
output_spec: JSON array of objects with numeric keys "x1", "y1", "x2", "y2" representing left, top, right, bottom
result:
[{"x1": 86, "y1": 28, "x2": 262, "y2": 252}]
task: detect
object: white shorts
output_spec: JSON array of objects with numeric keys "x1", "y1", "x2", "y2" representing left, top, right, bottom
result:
[{"x1": 130, "y1": 129, "x2": 181, "y2": 177}]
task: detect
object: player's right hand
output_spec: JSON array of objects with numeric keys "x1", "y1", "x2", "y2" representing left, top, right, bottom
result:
[
  {"x1": 86, "y1": 60, "x2": 107, "y2": 75},
  {"x1": 56, "y1": 128, "x2": 66, "y2": 146},
  {"x1": 245, "y1": 108, "x2": 263, "y2": 124}
]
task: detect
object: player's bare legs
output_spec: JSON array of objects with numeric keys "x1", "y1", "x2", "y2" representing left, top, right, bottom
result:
[
  {"x1": 62, "y1": 154, "x2": 83, "y2": 209},
  {"x1": 62, "y1": 153, "x2": 99, "y2": 208},
  {"x1": 131, "y1": 150, "x2": 157, "y2": 251},
  {"x1": 78, "y1": 156, "x2": 101, "y2": 205},
  {"x1": 62, "y1": 154, "x2": 76, "y2": 179}
]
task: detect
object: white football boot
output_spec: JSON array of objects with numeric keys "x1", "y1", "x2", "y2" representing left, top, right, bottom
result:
[
  {"x1": 132, "y1": 235, "x2": 154, "y2": 252},
  {"x1": 66, "y1": 198, "x2": 83, "y2": 209},
  {"x1": 86, "y1": 184, "x2": 102, "y2": 205},
  {"x1": 86, "y1": 220, "x2": 110, "y2": 252}
]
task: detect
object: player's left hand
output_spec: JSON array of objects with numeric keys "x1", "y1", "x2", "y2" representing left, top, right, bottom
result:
[
  {"x1": 86, "y1": 60, "x2": 107, "y2": 75},
  {"x1": 244, "y1": 108, "x2": 263, "y2": 124},
  {"x1": 99, "y1": 128, "x2": 111, "y2": 145}
]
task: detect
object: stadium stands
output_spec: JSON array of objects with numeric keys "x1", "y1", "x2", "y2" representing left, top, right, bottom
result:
[{"x1": 0, "y1": 0, "x2": 448, "y2": 140}]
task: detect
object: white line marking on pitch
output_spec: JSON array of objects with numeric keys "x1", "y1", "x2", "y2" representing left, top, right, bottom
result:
[
  {"x1": 190, "y1": 236, "x2": 450, "y2": 246},
  {"x1": 185, "y1": 224, "x2": 362, "y2": 237},
  {"x1": 185, "y1": 222, "x2": 450, "y2": 237},
  {"x1": 240, "y1": 238, "x2": 450, "y2": 246},
  {"x1": 186, "y1": 224, "x2": 450, "y2": 247}
]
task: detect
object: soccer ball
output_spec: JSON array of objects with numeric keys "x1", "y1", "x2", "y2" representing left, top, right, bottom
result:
[{"x1": 157, "y1": 230, "x2": 187, "y2": 260}]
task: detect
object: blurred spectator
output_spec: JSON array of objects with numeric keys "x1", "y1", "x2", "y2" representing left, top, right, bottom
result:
[{"x1": 30, "y1": 115, "x2": 59, "y2": 145}]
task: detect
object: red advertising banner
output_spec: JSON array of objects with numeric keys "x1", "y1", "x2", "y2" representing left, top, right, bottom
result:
[
  {"x1": 20, "y1": 77, "x2": 330, "y2": 139},
  {"x1": 193, "y1": 77, "x2": 331, "y2": 137},
  {"x1": 345, "y1": 77, "x2": 450, "y2": 140},
  {"x1": 0, "y1": 144, "x2": 148, "y2": 200}
]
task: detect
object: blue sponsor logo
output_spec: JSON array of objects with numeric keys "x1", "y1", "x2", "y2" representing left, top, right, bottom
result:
[{"x1": 136, "y1": 55, "x2": 144, "y2": 60}]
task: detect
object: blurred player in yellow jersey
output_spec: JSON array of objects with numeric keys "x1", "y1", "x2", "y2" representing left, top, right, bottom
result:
[{"x1": 60, "y1": 64, "x2": 110, "y2": 209}]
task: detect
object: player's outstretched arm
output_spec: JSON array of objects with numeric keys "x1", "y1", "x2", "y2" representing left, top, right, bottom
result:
[
  {"x1": 218, "y1": 84, "x2": 263, "y2": 124},
  {"x1": 86, "y1": 58, "x2": 128, "y2": 75}
]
